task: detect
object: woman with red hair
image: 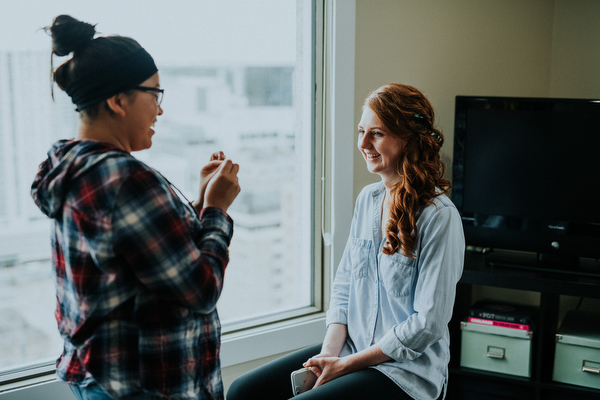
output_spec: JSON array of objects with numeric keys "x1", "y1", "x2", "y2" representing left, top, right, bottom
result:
[{"x1": 227, "y1": 84, "x2": 464, "y2": 400}]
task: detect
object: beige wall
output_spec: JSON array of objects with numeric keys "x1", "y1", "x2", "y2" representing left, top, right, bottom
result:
[
  {"x1": 551, "y1": 1, "x2": 600, "y2": 97},
  {"x1": 353, "y1": 0, "x2": 600, "y2": 198}
]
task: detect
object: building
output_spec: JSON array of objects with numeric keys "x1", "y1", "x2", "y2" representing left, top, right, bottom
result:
[{"x1": 0, "y1": 50, "x2": 311, "y2": 366}]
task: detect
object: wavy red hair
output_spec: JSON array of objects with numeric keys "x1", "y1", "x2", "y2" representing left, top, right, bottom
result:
[{"x1": 364, "y1": 83, "x2": 450, "y2": 257}]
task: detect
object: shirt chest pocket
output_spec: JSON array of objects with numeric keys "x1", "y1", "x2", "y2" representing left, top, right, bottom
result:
[
  {"x1": 379, "y1": 251, "x2": 416, "y2": 298},
  {"x1": 350, "y1": 237, "x2": 372, "y2": 279}
]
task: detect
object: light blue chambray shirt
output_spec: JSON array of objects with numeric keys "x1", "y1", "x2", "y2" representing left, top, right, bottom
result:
[{"x1": 326, "y1": 182, "x2": 465, "y2": 400}]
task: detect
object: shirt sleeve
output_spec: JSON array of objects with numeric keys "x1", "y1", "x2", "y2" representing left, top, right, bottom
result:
[
  {"x1": 111, "y1": 166, "x2": 233, "y2": 315},
  {"x1": 378, "y1": 204, "x2": 465, "y2": 362},
  {"x1": 326, "y1": 189, "x2": 371, "y2": 328},
  {"x1": 326, "y1": 233, "x2": 352, "y2": 327}
]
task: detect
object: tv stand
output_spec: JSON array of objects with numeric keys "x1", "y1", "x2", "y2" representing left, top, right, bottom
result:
[
  {"x1": 536, "y1": 252, "x2": 579, "y2": 269},
  {"x1": 484, "y1": 249, "x2": 537, "y2": 270},
  {"x1": 448, "y1": 250, "x2": 600, "y2": 399},
  {"x1": 481, "y1": 248, "x2": 599, "y2": 278}
]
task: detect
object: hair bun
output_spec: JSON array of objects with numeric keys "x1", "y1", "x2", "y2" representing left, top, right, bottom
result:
[{"x1": 48, "y1": 15, "x2": 96, "y2": 56}]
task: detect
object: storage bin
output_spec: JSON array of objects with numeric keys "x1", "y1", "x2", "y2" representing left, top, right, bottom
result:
[
  {"x1": 460, "y1": 321, "x2": 532, "y2": 377},
  {"x1": 553, "y1": 310, "x2": 600, "y2": 389}
]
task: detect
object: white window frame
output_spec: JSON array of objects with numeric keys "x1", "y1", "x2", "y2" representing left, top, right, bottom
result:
[{"x1": 0, "y1": 0, "x2": 355, "y2": 397}]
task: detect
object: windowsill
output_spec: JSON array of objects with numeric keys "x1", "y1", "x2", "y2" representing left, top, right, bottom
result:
[
  {"x1": 221, "y1": 312, "x2": 326, "y2": 367},
  {"x1": 0, "y1": 313, "x2": 326, "y2": 395},
  {"x1": 0, "y1": 364, "x2": 56, "y2": 394}
]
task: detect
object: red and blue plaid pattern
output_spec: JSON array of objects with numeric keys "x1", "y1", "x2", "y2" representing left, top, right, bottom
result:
[{"x1": 31, "y1": 140, "x2": 233, "y2": 399}]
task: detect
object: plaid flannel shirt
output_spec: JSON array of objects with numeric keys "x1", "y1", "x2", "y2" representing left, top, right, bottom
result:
[{"x1": 31, "y1": 140, "x2": 233, "y2": 399}]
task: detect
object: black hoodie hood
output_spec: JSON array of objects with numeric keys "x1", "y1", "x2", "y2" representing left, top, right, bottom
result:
[{"x1": 31, "y1": 140, "x2": 127, "y2": 219}]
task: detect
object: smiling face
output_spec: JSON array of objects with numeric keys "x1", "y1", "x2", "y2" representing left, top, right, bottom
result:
[
  {"x1": 124, "y1": 72, "x2": 163, "y2": 152},
  {"x1": 357, "y1": 107, "x2": 406, "y2": 187}
]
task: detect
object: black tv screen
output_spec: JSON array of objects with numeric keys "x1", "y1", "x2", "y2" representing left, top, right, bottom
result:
[{"x1": 452, "y1": 96, "x2": 600, "y2": 265}]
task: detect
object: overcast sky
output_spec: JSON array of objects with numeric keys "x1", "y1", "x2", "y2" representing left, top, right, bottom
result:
[{"x1": 0, "y1": 0, "x2": 296, "y2": 65}]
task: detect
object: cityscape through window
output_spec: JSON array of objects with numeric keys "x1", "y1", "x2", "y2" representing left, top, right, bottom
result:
[{"x1": 0, "y1": 0, "x2": 315, "y2": 372}]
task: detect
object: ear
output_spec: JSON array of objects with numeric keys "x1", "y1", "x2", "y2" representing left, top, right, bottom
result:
[{"x1": 105, "y1": 93, "x2": 131, "y2": 117}]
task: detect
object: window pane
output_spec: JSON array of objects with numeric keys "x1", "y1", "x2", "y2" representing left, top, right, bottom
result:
[{"x1": 0, "y1": 0, "x2": 315, "y2": 372}]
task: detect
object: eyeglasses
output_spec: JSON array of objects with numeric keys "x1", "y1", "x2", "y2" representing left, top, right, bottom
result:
[{"x1": 135, "y1": 86, "x2": 164, "y2": 106}]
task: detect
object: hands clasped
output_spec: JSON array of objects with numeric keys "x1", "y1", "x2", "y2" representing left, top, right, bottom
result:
[{"x1": 303, "y1": 353, "x2": 349, "y2": 389}]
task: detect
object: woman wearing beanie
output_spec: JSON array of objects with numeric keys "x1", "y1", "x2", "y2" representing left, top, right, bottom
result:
[{"x1": 31, "y1": 15, "x2": 240, "y2": 400}]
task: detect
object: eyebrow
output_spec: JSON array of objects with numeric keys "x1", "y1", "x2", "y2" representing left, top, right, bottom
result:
[{"x1": 358, "y1": 125, "x2": 385, "y2": 131}]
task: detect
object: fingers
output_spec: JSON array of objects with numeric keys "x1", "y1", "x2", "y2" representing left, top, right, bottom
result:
[
  {"x1": 201, "y1": 160, "x2": 223, "y2": 173},
  {"x1": 204, "y1": 159, "x2": 239, "y2": 184},
  {"x1": 210, "y1": 151, "x2": 226, "y2": 161},
  {"x1": 303, "y1": 359, "x2": 321, "y2": 377},
  {"x1": 304, "y1": 364, "x2": 324, "y2": 388},
  {"x1": 302, "y1": 356, "x2": 341, "y2": 388},
  {"x1": 219, "y1": 159, "x2": 239, "y2": 174},
  {"x1": 310, "y1": 367, "x2": 322, "y2": 378},
  {"x1": 203, "y1": 158, "x2": 241, "y2": 213},
  {"x1": 314, "y1": 374, "x2": 325, "y2": 388}
]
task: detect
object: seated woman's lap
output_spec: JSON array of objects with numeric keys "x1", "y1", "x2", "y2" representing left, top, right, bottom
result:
[
  {"x1": 226, "y1": 344, "x2": 320, "y2": 400},
  {"x1": 226, "y1": 344, "x2": 411, "y2": 400}
]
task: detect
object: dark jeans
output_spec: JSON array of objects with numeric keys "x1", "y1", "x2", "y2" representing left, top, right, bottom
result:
[{"x1": 226, "y1": 344, "x2": 413, "y2": 400}]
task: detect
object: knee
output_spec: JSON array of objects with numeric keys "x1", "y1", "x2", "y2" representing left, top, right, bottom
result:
[{"x1": 226, "y1": 373, "x2": 255, "y2": 400}]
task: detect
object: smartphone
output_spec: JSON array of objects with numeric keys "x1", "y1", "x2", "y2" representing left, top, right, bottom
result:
[{"x1": 290, "y1": 367, "x2": 317, "y2": 396}]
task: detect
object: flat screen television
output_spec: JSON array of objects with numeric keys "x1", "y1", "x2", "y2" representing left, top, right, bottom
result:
[{"x1": 452, "y1": 95, "x2": 600, "y2": 272}]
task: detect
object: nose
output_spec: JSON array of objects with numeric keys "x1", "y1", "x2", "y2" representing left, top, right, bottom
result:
[
  {"x1": 158, "y1": 104, "x2": 164, "y2": 116},
  {"x1": 358, "y1": 133, "x2": 370, "y2": 149}
]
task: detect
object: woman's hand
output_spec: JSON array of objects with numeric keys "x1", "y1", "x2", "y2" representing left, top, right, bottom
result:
[
  {"x1": 203, "y1": 158, "x2": 240, "y2": 213},
  {"x1": 303, "y1": 343, "x2": 393, "y2": 389},
  {"x1": 301, "y1": 323, "x2": 348, "y2": 387},
  {"x1": 194, "y1": 152, "x2": 229, "y2": 211},
  {"x1": 303, "y1": 354, "x2": 351, "y2": 388}
]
